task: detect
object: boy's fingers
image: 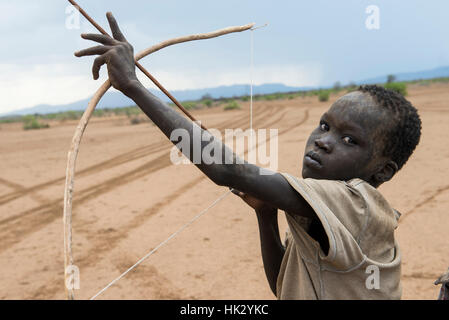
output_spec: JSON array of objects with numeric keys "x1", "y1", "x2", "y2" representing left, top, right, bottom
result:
[
  {"x1": 106, "y1": 12, "x2": 126, "y2": 42},
  {"x1": 75, "y1": 45, "x2": 112, "y2": 57},
  {"x1": 92, "y1": 54, "x2": 109, "y2": 80},
  {"x1": 81, "y1": 33, "x2": 115, "y2": 45}
]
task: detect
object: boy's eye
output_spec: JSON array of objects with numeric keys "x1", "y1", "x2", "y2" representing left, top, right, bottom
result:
[
  {"x1": 342, "y1": 136, "x2": 356, "y2": 145},
  {"x1": 319, "y1": 122, "x2": 329, "y2": 131}
]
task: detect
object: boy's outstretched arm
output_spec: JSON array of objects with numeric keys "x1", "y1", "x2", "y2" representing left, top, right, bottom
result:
[{"x1": 75, "y1": 13, "x2": 316, "y2": 219}]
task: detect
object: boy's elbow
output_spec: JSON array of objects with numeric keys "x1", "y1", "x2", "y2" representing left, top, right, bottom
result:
[
  {"x1": 201, "y1": 162, "x2": 240, "y2": 188},
  {"x1": 207, "y1": 164, "x2": 233, "y2": 187}
]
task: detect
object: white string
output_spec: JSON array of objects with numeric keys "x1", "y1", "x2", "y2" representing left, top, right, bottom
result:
[
  {"x1": 248, "y1": 23, "x2": 268, "y2": 147},
  {"x1": 90, "y1": 189, "x2": 232, "y2": 300},
  {"x1": 250, "y1": 29, "x2": 254, "y2": 142}
]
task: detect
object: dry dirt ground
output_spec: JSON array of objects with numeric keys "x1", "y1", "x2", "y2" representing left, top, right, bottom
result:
[{"x1": 0, "y1": 82, "x2": 448, "y2": 300}]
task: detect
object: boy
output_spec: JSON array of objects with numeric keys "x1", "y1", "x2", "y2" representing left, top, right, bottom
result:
[{"x1": 75, "y1": 13, "x2": 421, "y2": 299}]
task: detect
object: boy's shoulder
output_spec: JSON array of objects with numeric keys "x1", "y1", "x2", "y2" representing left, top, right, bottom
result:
[{"x1": 281, "y1": 173, "x2": 399, "y2": 262}]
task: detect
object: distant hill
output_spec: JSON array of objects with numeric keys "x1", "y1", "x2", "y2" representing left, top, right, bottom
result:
[
  {"x1": 1, "y1": 83, "x2": 308, "y2": 117},
  {"x1": 3, "y1": 65, "x2": 449, "y2": 117},
  {"x1": 359, "y1": 66, "x2": 449, "y2": 84}
]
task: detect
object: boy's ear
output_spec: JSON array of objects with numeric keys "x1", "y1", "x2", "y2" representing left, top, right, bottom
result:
[{"x1": 373, "y1": 160, "x2": 398, "y2": 184}]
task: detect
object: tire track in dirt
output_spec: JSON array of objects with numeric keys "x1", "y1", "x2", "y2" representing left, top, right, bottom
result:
[
  {"x1": 0, "y1": 106, "x2": 274, "y2": 206},
  {"x1": 25, "y1": 175, "x2": 206, "y2": 300},
  {"x1": 399, "y1": 184, "x2": 449, "y2": 224},
  {"x1": 0, "y1": 178, "x2": 51, "y2": 206},
  {"x1": 0, "y1": 178, "x2": 27, "y2": 191},
  {"x1": 26, "y1": 256, "x2": 190, "y2": 300},
  {"x1": 0, "y1": 105, "x2": 277, "y2": 229},
  {"x1": 402, "y1": 272, "x2": 440, "y2": 280},
  {"x1": 57, "y1": 107, "x2": 307, "y2": 299},
  {"x1": 27, "y1": 264, "x2": 189, "y2": 300},
  {"x1": 0, "y1": 105, "x2": 277, "y2": 252},
  {"x1": 27, "y1": 105, "x2": 308, "y2": 299},
  {"x1": 21, "y1": 106, "x2": 278, "y2": 299}
]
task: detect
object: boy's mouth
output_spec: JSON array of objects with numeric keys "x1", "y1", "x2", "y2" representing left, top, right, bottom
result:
[{"x1": 304, "y1": 151, "x2": 322, "y2": 168}]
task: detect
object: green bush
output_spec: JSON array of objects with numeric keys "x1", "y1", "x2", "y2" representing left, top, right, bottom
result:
[
  {"x1": 0, "y1": 116, "x2": 22, "y2": 124},
  {"x1": 384, "y1": 82, "x2": 407, "y2": 96},
  {"x1": 224, "y1": 101, "x2": 241, "y2": 111},
  {"x1": 306, "y1": 90, "x2": 317, "y2": 97},
  {"x1": 124, "y1": 107, "x2": 141, "y2": 117},
  {"x1": 263, "y1": 94, "x2": 276, "y2": 101},
  {"x1": 318, "y1": 91, "x2": 330, "y2": 102},
  {"x1": 23, "y1": 115, "x2": 49, "y2": 130},
  {"x1": 56, "y1": 110, "x2": 83, "y2": 121},
  {"x1": 202, "y1": 99, "x2": 213, "y2": 107},
  {"x1": 93, "y1": 109, "x2": 105, "y2": 117},
  {"x1": 183, "y1": 102, "x2": 198, "y2": 110}
]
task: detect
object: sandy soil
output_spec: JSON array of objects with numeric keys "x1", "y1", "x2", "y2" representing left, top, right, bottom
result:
[{"x1": 0, "y1": 82, "x2": 447, "y2": 300}]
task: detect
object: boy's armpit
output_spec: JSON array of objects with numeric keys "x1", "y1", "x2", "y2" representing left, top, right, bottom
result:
[{"x1": 307, "y1": 217, "x2": 330, "y2": 256}]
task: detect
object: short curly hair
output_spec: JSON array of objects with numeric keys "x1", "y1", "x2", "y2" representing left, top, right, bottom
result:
[{"x1": 358, "y1": 84, "x2": 422, "y2": 170}]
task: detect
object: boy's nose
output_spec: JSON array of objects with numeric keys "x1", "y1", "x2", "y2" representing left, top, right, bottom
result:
[{"x1": 315, "y1": 137, "x2": 333, "y2": 153}]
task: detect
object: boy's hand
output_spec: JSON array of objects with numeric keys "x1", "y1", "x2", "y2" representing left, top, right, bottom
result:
[
  {"x1": 74, "y1": 12, "x2": 139, "y2": 94},
  {"x1": 231, "y1": 188, "x2": 277, "y2": 214}
]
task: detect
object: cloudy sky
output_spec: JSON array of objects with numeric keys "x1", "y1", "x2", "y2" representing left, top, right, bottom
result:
[{"x1": 1, "y1": 0, "x2": 449, "y2": 114}]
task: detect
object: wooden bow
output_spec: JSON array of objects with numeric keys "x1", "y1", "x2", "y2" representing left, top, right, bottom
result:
[{"x1": 64, "y1": 0, "x2": 254, "y2": 300}]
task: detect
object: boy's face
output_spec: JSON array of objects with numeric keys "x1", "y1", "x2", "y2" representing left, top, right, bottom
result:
[{"x1": 302, "y1": 91, "x2": 391, "y2": 183}]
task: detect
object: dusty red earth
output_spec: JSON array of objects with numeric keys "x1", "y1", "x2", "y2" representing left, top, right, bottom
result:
[{"x1": 0, "y1": 82, "x2": 447, "y2": 300}]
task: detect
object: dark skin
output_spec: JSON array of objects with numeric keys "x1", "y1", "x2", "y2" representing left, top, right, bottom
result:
[{"x1": 75, "y1": 13, "x2": 399, "y2": 296}]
